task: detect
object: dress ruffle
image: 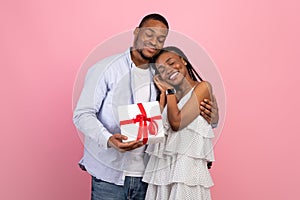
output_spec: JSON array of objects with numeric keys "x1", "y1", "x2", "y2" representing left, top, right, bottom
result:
[
  {"x1": 145, "y1": 183, "x2": 211, "y2": 200},
  {"x1": 165, "y1": 118, "x2": 214, "y2": 160},
  {"x1": 143, "y1": 153, "x2": 214, "y2": 187},
  {"x1": 146, "y1": 115, "x2": 215, "y2": 159},
  {"x1": 143, "y1": 87, "x2": 215, "y2": 199},
  {"x1": 143, "y1": 115, "x2": 215, "y2": 188}
]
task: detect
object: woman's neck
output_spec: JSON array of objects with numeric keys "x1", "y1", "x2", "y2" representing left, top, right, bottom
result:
[{"x1": 175, "y1": 79, "x2": 198, "y2": 99}]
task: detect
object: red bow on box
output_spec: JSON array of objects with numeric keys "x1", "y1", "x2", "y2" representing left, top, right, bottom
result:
[{"x1": 120, "y1": 103, "x2": 162, "y2": 144}]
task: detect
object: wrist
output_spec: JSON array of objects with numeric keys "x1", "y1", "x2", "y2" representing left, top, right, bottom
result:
[
  {"x1": 159, "y1": 90, "x2": 166, "y2": 99},
  {"x1": 211, "y1": 122, "x2": 218, "y2": 129},
  {"x1": 160, "y1": 90, "x2": 166, "y2": 96},
  {"x1": 166, "y1": 88, "x2": 176, "y2": 95},
  {"x1": 107, "y1": 137, "x2": 112, "y2": 148}
]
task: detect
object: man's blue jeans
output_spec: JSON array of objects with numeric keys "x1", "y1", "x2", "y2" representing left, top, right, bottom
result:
[
  {"x1": 91, "y1": 176, "x2": 148, "y2": 200},
  {"x1": 124, "y1": 176, "x2": 148, "y2": 200}
]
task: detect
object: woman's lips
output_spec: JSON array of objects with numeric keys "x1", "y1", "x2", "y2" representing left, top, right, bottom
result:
[{"x1": 169, "y1": 71, "x2": 179, "y2": 80}]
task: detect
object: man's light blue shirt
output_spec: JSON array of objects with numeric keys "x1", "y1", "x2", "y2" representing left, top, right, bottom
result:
[{"x1": 73, "y1": 48, "x2": 157, "y2": 185}]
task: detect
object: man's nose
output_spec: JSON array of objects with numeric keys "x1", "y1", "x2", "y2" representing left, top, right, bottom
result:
[{"x1": 149, "y1": 37, "x2": 158, "y2": 46}]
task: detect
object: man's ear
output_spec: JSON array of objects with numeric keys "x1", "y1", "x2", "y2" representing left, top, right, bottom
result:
[{"x1": 134, "y1": 27, "x2": 140, "y2": 37}]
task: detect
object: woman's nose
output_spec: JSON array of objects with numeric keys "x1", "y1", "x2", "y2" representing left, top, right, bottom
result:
[{"x1": 166, "y1": 65, "x2": 174, "y2": 74}]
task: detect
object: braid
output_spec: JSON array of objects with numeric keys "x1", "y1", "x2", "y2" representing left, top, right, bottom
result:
[{"x1": 189, "y1": 65, "x2": 203, "y2": 81}]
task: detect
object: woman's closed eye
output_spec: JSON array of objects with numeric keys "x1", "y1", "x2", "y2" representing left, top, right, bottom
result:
[{"x1": 167, "y1": 59, "x2": 175, "y2": 66}]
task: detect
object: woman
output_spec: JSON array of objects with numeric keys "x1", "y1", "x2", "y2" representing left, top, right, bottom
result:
[{"x1": 143, "y1": 46, "x2": 215, "y2": 199}]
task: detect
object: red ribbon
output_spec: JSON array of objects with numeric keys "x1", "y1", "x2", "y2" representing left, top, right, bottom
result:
[{"x1": 120, "y1": 103, "x2": 162, "y2": 144}]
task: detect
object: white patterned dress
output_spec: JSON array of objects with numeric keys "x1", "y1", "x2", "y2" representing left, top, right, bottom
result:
[{"x1": 143, "y1": 88, "x2": 215, "y2": 200}]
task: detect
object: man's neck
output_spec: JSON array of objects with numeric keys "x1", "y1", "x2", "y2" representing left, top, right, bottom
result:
[{"x1": 130, "y1": 48, "x2": 150, "y2": 69}]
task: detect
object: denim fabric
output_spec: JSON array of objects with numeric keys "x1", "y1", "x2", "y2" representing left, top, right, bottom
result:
[
  {"x1": 91, "y1": 176, "x2": 125, "y2": 200},
  {"x1": 124, "y1": 176, "x2": 148, "y2": 200}
]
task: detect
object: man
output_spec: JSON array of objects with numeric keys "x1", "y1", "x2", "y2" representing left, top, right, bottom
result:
[{"x1": 73, "y1": 13, "x2": 218, "y2": 200}]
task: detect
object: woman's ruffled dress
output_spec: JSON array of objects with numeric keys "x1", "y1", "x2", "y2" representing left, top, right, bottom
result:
[{"x1": 143, "y1": 88, "x2": 215, "y2": 200}]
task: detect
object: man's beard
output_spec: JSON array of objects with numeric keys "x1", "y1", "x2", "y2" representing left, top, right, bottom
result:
[
  {"x1": 133, "y1": 36, "x2": 158, "y2": 61},
  {"x1": 137, "y1": 48, "x2": 153, "y2": 60}
]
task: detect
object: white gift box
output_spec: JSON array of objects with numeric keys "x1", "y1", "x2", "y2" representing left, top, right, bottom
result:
[{"x1": 118, "y1": 101, "x2": 164, "y2": 144}]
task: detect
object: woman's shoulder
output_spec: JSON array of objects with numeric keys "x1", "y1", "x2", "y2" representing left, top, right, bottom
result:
[{"x1": 194, "y1": 81, "x2": 212, "y2": 94}]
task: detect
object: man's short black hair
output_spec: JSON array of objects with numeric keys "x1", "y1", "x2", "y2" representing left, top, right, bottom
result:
[{"x1": 138, "y1": 13, "x2": 169, "y2": 29}]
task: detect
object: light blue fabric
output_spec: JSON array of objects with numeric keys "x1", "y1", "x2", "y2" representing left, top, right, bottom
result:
[{"x1": 73, "y1": 48, "x2": 157, "y2": 185}]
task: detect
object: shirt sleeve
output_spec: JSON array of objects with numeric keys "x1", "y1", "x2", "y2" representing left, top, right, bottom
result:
[
  {"x1": 73, "y1": 63, "x2": 112, "y2": 149},
  {"x1": 211, "y1": 122, "x2": 218, "y2": 129}
]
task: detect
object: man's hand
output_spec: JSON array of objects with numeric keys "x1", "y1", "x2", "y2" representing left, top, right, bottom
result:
[
  {"x1": 108, "y1": 134, "x2": 144, "y2": 152},
  {"x1": 200, "y1": 95, "x2": 219, "y2": 125}
]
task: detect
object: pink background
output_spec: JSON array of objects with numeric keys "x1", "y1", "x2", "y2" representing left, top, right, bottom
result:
[{"x1": 1, "y1": 0, "x2": 300, "y2": 199}]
